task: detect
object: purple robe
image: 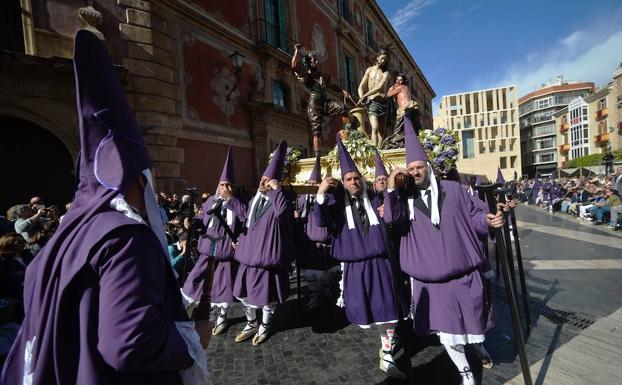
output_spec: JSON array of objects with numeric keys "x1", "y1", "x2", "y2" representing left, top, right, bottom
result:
[
  {"x1": 1, "y1": 210, "x2": 193, "y2": 385},
  {"x1": 310, "y1": 192, "x2": 400, "y2": 326},
  {"x1": 384, "y1": 180, "x2": 494, "y2": 337},
  {"x1": 182, "y1": 196, "x2": 247, "y2": 303},
  {"x1": 2, "y1": 30, "x2": 193, "y2": 385},
  {"x1": 294, "y1": 195, "x2": 336, "y2": 270},
  {"x1": 233, "y1": 189, "x2": 294, "y2": 307}
]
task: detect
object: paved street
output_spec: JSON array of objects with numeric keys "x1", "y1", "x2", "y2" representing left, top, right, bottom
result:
[{"x1": 205, "y1": 205, "x2": 622, "y2": 385}]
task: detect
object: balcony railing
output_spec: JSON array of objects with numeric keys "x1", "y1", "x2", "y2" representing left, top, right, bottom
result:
[
  {"x1": 594, "y1": 133, "x2": 610, "y2": 145},
  {"x1": 560, "y1": 122, "x2": 569, "y2": 134},
  {"x1": 596, "y1": 108, "x2": 608, "y2": 121},
  {"x1": 252, "y1": 18, "x2": 295, "y2": 55}
]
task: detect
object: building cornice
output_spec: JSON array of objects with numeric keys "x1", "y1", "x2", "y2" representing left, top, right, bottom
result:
[{"x1": 518, "y1": 82, "x2": 594, "y2": 104}]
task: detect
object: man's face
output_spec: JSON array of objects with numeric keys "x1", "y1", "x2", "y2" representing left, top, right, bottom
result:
[
  {"x1": 374, "y1": 176, "x2": 387, "y2": 192},
  {"x1": 617, "y1": 167, "x2": 622, "y2": 175},
  {"x1": 258, "y1": 176, "x2": 271, "y2": 194},
  {"x1": 377, "y1": 54, "x2": 388, "y2": 66},
  {"x1": 218, "y1": 182, "x2": 231, "y2": 196},
  {"x1": 407, "y1": 161, "x2": 428, "y2": 187},
  {"x1": 308, "y1": 55, "x2": 318, "y2": 68},
  {"x1": 396, "y1": 76, "x2": 405, "y2": 85},
  {"x1": 343, "y1": 172, "x2": 363, "y2": 197}
]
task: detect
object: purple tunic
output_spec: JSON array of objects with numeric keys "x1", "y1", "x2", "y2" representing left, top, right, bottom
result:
[
  {"x1": 233, "y1": 189, "x2": 294, "y2": 307},
  {"x1": 384, "y1": 180, "x2": 494, "y2": 336},
  {"x1": 311, "y1": 192, "x2": 400, "y2": 326},
  {"x1": 182, "y1": 196, "x2": 247, "y2": 302},
  {"x1": 295, "y1": 195, "x2": 336, "y2": 270},
  {"x1": 1, "y1": 211, "x2": 192, "y2": 385},
  {"x1": 2, "y1": 30, "x2": 193, "y2": 385}
]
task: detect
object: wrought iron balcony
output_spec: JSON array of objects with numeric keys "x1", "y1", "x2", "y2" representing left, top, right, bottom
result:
[{"x1": 251, "y1": 18, "x2": 295, "y2": 56}]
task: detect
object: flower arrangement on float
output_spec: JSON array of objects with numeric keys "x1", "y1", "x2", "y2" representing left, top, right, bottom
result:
[
  {"x1": 322, "y1": 130, "x2": 391, "y2": 179},
  {"x1": 419, "y1": 127, "x2": 460, "y2": 173}
]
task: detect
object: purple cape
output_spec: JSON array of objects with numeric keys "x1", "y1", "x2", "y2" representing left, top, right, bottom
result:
[{"x1": 1, "y1": 30, "x2": 192, "y2": 385}]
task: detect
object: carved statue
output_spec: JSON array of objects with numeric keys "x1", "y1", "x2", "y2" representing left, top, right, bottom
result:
[
  {"x1": 381, "y1": 73, "x2": 420, "y2": 149},
  {"x1": 292, "y1": 43, "x2": 352, "y2": 156},
  {"x1": 357, "y1": 49, "x2": 390, "y2": 147}
]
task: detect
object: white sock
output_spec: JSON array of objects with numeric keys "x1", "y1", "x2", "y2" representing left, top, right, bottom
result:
[
  {"x1": 243, "y1": 306, "x2": 257, "y2": 331},
  {"x1": 258, "y1": 305, "x2": 275, "y2": 335},
  {"x1": 216, "y1": 305, "x2": 229, "y2": 325},
  {"x1": 444, "y1": 344, "x2": 474, "y2": 385}
]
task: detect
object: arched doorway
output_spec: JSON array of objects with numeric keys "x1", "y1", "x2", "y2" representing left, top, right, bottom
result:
[{"x1": 0, "y1": 116, "x2": 75, "y2": 216}]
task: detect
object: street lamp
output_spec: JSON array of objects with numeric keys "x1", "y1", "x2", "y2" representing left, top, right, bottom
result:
[{"x1": 226, "y1": 50, "x2": 245, "y2": 101}]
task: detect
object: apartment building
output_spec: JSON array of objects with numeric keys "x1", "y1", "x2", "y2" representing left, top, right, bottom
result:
[
  {"x1": 556, "y1": 64, "x2": 622, "y2": 168},
  {"x1": 518, "y1": 77, "x2": 594, "y2": 176},
  {"x1": 435, "y1": 86, "x2": 521, "y2": 181}
]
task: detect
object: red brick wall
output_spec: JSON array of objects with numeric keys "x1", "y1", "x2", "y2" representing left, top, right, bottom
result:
[
  {"x1": 178, "y1": 139, "x2": 255, "y2": 192},
  {"x1": 296, "y1": 1, "x2": 338, "y2": 78},
  {"x1": 191, "y1": 0, "x2": 250, "y2": 29},
  {"x1": 183, "y1": 40, "x2": 251, "y2": 131}
]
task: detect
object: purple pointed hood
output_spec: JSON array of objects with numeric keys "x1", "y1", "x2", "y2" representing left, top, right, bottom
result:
[
  {"x1": 405, "y1": 115, "x2": 428, "y2": 164},
  {"x1": 308, "y1": 154, "x2": 322, "y2": 182},
  {"x1": 219, "y1": 146, "x2": 235, "y2": 184},
  {"x1": 0, "y1": 30, "x2": 174, "y2": 385},
  {"x1": 263, "y1": 141, "x2": 288, "y2": 181},
  {"x1": 496, "y1": 167, "x2": 505, "y2": 184},
  {"x1": 336, "y1": 136, "x2": 360, "y2": 177},
  {"x1": 374, "y1": 150, "x2": 388, "y2": 178},
  {"x1": 73, "y1": 30, "x2": 151, "y2": 206},
  {"x1": 474, "y1": 175, "x2": 482, "y2": 186}
]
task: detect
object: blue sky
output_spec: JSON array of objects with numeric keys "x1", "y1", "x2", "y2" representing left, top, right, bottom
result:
[{"x1": 377, "y1": 0, "x2": 622, "y2": 115}]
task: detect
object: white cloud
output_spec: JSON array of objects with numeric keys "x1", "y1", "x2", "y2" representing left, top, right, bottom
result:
[
  {"x1": 485, "y1": 28, "x2": 622, "y2": 96},
  {"x1": 390, "y1": 0, "x2": 436, "y2": 35}
]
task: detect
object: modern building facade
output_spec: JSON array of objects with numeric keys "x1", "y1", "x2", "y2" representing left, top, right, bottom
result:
[
  {"x1": 555, "y1": 64, "x2": 622, "y2": 168},
  {"x1": 435, "y1": 85, "x2": 521, "y2": 182},
  {"x1": 0, "y1": 0, "x2": 435, "y2": 212},
  {"x1": 518, "y1": 78, "x2": 594, "y2": 176}
]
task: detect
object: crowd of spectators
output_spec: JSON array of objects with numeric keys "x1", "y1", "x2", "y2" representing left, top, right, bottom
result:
[
  {"x1": 0, "y1": 192, "x2": 214, "y2": 358},
  {"x1": 509, "y1": 166, "x2": 622, "y2": 229}
]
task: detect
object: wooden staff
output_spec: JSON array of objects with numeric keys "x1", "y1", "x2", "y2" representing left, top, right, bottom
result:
[{"x1": 476, "y1": 183, "x2": 533, "y2": 385}]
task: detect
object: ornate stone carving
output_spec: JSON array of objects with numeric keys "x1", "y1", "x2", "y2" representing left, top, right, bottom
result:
[
  {"x1": 210, "y1": 67, "x2": 239, "y2": 124},
  {"x1": 311, "y1": 23, "x2": 327, "y2": 63}
]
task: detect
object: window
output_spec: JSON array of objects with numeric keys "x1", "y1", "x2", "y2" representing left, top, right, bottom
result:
[
  {"x1": 598, "y1": 98, "x2": 607, "y2": 110},
  {"x1": 462, "y1": 130, "x2": 475, "y2": 159},
  {"x1": 0, "y1": 0, "x2": 24, "y2": 52},
  {"x1": 339, "y1": 0, "x2": 352, "y2": 23},
  {"x1": 264, "y1": 0, "x2": 289, "y2": 52},
  {"x1": 366, "y1": 17, "x2": 374, "y2": 48},
  {"x1": 272, "y1": 81, "x2": 289, "y2": 111},
  {"x1": 500, "y1": 157, "x2": 507, "y2": 169},
  {"x1": 343, "y1": 54, "x2": 355, "y2": 94}
]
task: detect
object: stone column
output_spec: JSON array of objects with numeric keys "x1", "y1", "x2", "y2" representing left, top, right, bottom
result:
[{"x1": 117, "y1": 0, "x2": 186, "y2": 193}]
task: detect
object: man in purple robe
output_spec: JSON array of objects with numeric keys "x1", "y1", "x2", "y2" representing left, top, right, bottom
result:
[
  {"x1": 311, "y1": 136, "x2": 404, "y2": 379},
  {"x1": 294, "y1": 155, "x2": 338, "y2": 311},
  {"x1": 232, "y1": 141, "x2": 294, "y2": 346},
  {"x1": 1, "y1": 30, "x2": 207, "y2": 385},
  {"x1": 384, "y1": 117, "x2": 504, "y2": 385},
  {"x1": 181, "y1": 147, "x2": 247, "y2": 335},
  {"x1": 372, "y1": 150, "x2": 389, "y2": 208}
]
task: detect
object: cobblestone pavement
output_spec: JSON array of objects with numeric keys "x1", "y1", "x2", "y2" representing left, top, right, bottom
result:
[{"x1": 205, "y1": 205, "x2": 622, "y2": 385}]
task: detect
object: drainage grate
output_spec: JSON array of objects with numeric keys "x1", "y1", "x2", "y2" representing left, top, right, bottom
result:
[{"x1": 495, "y1": 294, "x2": 596, "y2": 330}]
